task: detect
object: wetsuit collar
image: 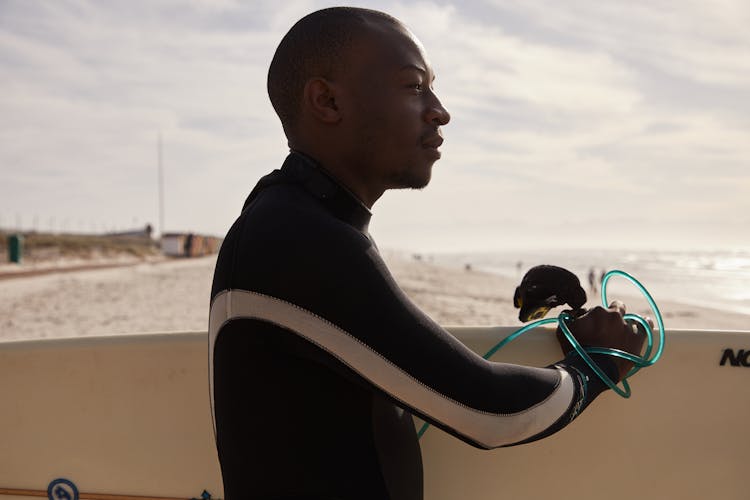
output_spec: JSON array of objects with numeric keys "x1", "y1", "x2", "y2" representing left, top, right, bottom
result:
[
  {"x1": 242, "y1": 151, "x2": 372, "y2": 234},
  {"x1": 285, "y1": 151, "x2": 372, "y2": 233}
]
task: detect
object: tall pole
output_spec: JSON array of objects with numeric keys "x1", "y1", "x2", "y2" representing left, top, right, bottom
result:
[{"x1": 158, "y1": 131, "x2": 165, "y2": 238}]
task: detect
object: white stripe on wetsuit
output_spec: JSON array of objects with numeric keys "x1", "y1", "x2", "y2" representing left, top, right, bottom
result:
[{"x1": 208, "y1": 288, "x2": 575, "y2": 449}]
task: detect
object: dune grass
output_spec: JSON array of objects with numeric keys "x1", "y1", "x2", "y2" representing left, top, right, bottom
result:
[{"x1": 0, "y1": 231, "x2": 159, "y2": 260}]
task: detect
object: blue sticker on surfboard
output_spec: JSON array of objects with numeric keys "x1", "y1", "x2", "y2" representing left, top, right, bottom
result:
[{"x1": 47, "y1": 478, "x2": 79, "y2": 500}]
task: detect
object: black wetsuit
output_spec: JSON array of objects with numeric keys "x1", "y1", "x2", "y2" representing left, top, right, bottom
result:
[{"x1": 209, "y1": 151, "x2": 617, "y2": 500}]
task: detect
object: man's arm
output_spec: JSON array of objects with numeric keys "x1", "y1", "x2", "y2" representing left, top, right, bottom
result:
[{"x1": 210, "y1": 209, "x2": 635, "y2": 449}]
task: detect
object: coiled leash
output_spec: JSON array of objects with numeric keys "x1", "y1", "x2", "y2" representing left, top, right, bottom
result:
[{"x1": 418, "y1": 268, "x2": 665, "y2": 439}]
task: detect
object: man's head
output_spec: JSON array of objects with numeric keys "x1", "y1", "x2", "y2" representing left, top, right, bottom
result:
[{"x1": 267, "y1": 7, "x2": 450, "y2": 207}]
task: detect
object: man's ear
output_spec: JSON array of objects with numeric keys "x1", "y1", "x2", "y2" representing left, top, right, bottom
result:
[{"x1": 303, "y1": 77, "x2": 342, "y2": 124}]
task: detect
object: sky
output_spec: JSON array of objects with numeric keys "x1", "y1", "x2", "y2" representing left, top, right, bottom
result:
[{"x1": 1, "y1": 0, "x2": 749, "y2": 253}]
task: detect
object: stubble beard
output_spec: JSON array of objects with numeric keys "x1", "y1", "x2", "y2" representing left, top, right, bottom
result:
[
  {"x1": 388, "y1": 172, "x2": 430, "y2": 191},
  {"x1": 391, "y1": 163, "x2": 432, "y2": 190}
]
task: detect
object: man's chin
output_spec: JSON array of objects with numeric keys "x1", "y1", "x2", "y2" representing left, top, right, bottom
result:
[{"x1": 390, "y1": 167, "x2": 432, "y2": 190}]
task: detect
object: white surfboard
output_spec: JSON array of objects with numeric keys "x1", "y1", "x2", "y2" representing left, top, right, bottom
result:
[{"x1": 1, "y1": 327, "x2": 748, "y2": 500}]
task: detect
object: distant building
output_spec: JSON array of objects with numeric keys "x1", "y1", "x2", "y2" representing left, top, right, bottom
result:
[{"x1": 160, "y1": 232, "x2": 222, "y2": 257}]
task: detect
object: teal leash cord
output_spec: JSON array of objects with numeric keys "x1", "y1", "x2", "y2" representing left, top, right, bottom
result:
[{"x1": 417, "y1": 269, "x2": 665, "y2": 439}]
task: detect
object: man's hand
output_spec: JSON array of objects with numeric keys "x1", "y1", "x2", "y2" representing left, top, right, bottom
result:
[{"x1": 556, "y1": 300, "x2": 648, "y2": 382}]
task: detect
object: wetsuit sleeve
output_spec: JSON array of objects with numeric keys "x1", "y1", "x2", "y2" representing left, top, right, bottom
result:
[{"x1": 209, "y1": 191, "x2": 617, "y2": 449}]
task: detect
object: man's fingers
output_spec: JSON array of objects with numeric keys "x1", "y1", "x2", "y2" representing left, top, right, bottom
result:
[
  {"x1": 628, "y1": 319, "x2": 648, "y2": 335},
  {"x1": 609, "y1": 300, "x2": 626, "y2": 317},
  {"x1": 629, "y1": 316, "x2": 654, "y2": 335}
]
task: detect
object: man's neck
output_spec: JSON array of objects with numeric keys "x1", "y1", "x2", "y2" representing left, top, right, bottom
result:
[{"x1": 289, "y1": 147, "x2": 384, "y2": 209}]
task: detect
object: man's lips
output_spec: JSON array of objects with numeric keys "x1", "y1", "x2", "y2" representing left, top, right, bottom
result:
[{"x1": 422, "y1": 135, "x2": 444, "y2": 149}]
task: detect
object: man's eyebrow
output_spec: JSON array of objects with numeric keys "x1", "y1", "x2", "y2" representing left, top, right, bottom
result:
[
  {"x1": 399, "y1": 63, "x2": 427, "y2": 74},
  {"x1": 399, "y1": 63, "x2": 435, "y2": 82}
]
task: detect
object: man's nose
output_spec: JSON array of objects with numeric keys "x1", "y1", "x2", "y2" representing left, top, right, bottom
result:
[{"x1": 425, "y1": 93, "x2": 450, "y2": 126}]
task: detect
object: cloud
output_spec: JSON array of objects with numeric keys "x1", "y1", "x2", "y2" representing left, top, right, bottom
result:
[
  {"x1": 0, "y1": 0, "x2": 748, "y2": 251},
  {"x1": 484, "y1": 0, "x2": 750, "y2": 88}
]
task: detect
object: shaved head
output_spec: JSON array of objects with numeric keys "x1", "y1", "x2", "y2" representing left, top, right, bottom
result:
[
  {"x1": 267, "y1": 7, "x2": 401, "y2": 139},
  {"x1": 267, "y1": 7, "x2": 450, "y2": 207}
]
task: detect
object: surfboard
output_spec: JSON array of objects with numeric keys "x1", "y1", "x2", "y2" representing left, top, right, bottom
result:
[{"x1": 1, "y1": 327, "x2": 748, "y2": 500}]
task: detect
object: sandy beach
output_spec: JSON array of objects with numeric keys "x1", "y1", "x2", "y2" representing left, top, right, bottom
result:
[{"x1": 1, "y1": 251, "x2": 748, "y2": 342}]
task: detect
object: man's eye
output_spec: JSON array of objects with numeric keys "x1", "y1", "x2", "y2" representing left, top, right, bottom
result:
[{"x1": 409, "y1": 83, "x2": 424, "y2": 92}]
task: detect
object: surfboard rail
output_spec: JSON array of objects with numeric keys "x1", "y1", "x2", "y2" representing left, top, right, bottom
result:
[{"x1": 1, "y1": 327, "x2": 748, "y2": 500}]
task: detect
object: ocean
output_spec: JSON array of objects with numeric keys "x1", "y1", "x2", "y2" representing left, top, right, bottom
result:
[{"x1": 432, "y1": 248, "x2": 750, "y2": 316}]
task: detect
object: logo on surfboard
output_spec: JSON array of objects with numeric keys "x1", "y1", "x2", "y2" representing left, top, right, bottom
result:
[
  {"x1": 47, "y1": 479, "x2": 79, "y2": 500},
  {"x1": 720, "y1": 349, "x2": 750, "y2": 367}
]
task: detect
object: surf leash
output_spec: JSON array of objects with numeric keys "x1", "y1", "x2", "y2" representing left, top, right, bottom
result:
[{"x1": 418, "y1": 269, "x2": 665, "y2": 439}]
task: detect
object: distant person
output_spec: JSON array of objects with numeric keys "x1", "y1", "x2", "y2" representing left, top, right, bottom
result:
[
  {"x1": 209, "y1": 7, "x2": 644, "y2": 499},
  {"x1": 183, "y1": 233, "x2": 194, "y2": 258},
  {"x1": 588, "y1": 267, "x2": 598, "y2": 295}
]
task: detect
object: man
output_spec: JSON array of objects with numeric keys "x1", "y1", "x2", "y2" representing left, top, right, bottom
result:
[{"x1": 209, "y1": 7, "x2": 644, "y2": 500}]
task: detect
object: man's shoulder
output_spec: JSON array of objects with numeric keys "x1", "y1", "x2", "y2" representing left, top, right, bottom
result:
[
  {"x1": 211, "y1": 178, "x2": 376, "y2": 301},
  {"x1": 236, "y1": 180, "x2": 332, "y2": 230},
  {"x1": 222, "y1": 179, "x2": 363, "y2": 260}
]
